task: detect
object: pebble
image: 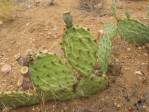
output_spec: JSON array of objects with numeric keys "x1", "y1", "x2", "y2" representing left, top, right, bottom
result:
[
  {"x1": 135, "y1": 71, "x2": 143, "y2": 76},
  {"x1": 42, "y1": 49, "x2": 49, "y2": 54},
  {"x1": 1, "y1": 64, "x2": 12, "y2": 74},
  {"x1": 98, "y1": 30, "x2": 104, "y2": 36},
  {"x1": 26, "y1": 22, "x2": 30, "y2": 26},
  {"x1": 127, "y1": 48, "x2": 131, "y2": 51},
  {"x1": 114, "y1": 102, "x2": 121, "y2": 109},
  {"x1": 47, "y1": 32, "x2": 52, "y2": 35},
  {"x1": 10, "y1": 40, "x2": 16, "y2": 44},
  {"x1": 141, "y1": 63, "x2": 147, "y2": 65},
  {"x1": 138, "y1": 47, "x2": 142, "y2": 50}
]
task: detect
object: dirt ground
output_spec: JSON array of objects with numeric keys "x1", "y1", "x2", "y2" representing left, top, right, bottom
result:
[{"x1": 0, "y1": 0, "x2": 149, "y2": 112}]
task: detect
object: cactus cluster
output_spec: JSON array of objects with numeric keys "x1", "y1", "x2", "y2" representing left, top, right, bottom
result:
[
  {"x1": 1, "y1": 5, "x2": 149, "y2": 111},
  {"x1": 118, "y1": 19, "x2": 149, "y2": 45},
  {"x1": 0, "y1": 13, "x2": 111, "y2": 110}
]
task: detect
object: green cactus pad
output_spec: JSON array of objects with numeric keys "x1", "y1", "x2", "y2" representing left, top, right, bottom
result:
[
  {"x1": 42, "y1": 88, "x2": 75, "y2": 101},
  {"x1": 118, "y1": 19, "x2": 149, "y2": 45},
  {"x1": 97, "y1": 36, "x2": 112, "y2": 74},
  {"x1": 29, "y1": 54, "x2": 76, "y2": 100},
  {"x1": 0, "y1": 91, "x2": 39, "y2": 108},
  {"x1": 62, "y1": 27, "x2": 97, "y2": 77},
  {"x1": 76, "y1": 76, "x2": 108, "y2": 97}
]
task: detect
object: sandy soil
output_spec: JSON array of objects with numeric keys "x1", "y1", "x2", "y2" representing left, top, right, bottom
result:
[{"x1": 0, "y1": 0, "x2": 148, "y2": 112}]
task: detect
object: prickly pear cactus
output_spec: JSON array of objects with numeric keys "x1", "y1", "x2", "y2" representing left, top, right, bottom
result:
[
  {"x1": 118, "y1": 19, "x2": 149, "y2": 45},
  {"x1": 0, "y1": 13, "x2": 109, "y2": 110},
  {"x1": 62, "y1": 13, "x2": 97, "y2": 77},
  {"x1": 103, "y1": 23, "x2": 117, "y2": 38},
  {"x1": 98, "y1": 36, "x2": 112, "y2": 74},
  {"x1": 76, "y1": 75, "x2": 108, "y2": 97},
  {"x1": 29, "y1": 54, "x2": 77, "y2": 100},
  {"x1": 0, "y1": 91, "x2": 39, "y2": 109},
  {"x1": 97, "y1": 23, "x2": 115, "y2": 74}
]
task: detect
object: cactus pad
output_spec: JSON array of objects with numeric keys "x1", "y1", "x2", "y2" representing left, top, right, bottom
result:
[
  {"x1": 76, "y1": 76, "x2": 108, "y2": 97},
  {"x1": 97, "y1": 22, "x2": 115, "y2": 74},
  {"x1": 118, "y1": 19, "x2": 149, "y2": 45},
  {"x1": 29, "y1": 54, "x2": 76, "y2": 100},
  {"x1": 97, "y1": 36, "x2": 112, "y2": 74},
  {"x1": 62, "y1": 27, "x2": 97, "y2": 77},
  {"x1": 0, "y1": 91, "x2": 39, "y2": 109}
]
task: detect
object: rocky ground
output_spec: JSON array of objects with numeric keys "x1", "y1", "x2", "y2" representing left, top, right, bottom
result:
[{"x1": 0, "y1": 0, "x2": 149, "y2": 112}]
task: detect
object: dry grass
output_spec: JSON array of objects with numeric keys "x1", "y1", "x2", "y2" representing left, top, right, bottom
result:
[{"x1": 0, "y1": 0, "x2": 17, "y2": 22}]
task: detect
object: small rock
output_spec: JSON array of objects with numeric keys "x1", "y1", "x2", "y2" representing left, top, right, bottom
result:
[
  {"x1": 135, "y1": 71, "x2": 144, "y2": 76},
  {"x1": 10, "y1": 40, "x2": 16, "y2": 44},
  {"x1": 114, "y1": 102, "x2": 121, "y2": 109},
  {"x1": 138, "y1": 47, "x2": 142, "y2": 50},
  {"x1": 116, "y1": 104, "x2": 121, "y2": 108},
  {"x1": 98, "y1": 30, "x2": 104, "y2": 36},
  {"x1": 26, "y1": 22, "x2": 30, "y2": 26},
  {"x1": 42, "y1": 49, "x2": 49, "y2": 54},
  {"x1": 1, "y1": 64, "x2": 12, "y2": 74},
  {"x1": 141, "y1": 63, "x2": 147, "y2": 65},
  {"x1": 127, "y1": 48, "x2": 131, "y2": 51}
]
